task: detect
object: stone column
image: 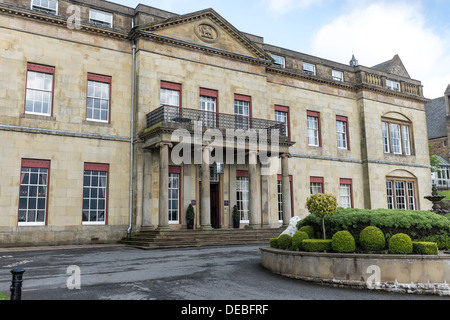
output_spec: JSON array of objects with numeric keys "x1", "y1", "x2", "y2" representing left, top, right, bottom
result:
[
  {"x1": 201, "y1": 147, "x2": 213, "y2": 230},
  {"x1": 281, "y1": 153, "x2": 292, "y2": 227},
  {"x1": 248, "y1": 150, "x2": 260, "y2": 229},
  {"x1": 158, "y1": 142, "x2": 172, "y2": 231}
]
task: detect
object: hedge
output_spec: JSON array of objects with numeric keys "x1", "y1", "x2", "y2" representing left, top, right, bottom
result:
[
  {"x1": 413, "y1": 241, "x2": 439, "y2": 255},
  {"x1": 359, "y1": 226, "x2": 386, "y2": 251},
  {"x1": 277, "y1": 234, "x2": 292, "y2": 250},
  {"x1": 297, "y1": 208, "x2": 450, "y2": 247},
  {"x1": 332, "y1": 231, "x2": 356, "y2": 253},
  {"x1": 291, "y1": 231, "x2": 309, "y2": 251},
  {"x1": 389, "y1": 233, "x2": 413, "y2": 254},
  {"x1": 302, "y1": 239, "x2": 332, "y2": 253}
]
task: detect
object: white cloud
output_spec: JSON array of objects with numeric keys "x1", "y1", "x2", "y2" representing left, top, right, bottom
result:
[{"x1": 311, "y1": 1, "x2": 450, "y2": 98}]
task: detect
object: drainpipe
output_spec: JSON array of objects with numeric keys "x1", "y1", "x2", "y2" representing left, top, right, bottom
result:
[{"x1": 128, "y1": 18, "x2": 136, "y2": 238}]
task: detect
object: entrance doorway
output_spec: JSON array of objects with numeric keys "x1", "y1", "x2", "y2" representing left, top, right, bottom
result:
[{"x1": 210, "y1": 183, "x2": 220, "y2": 229}]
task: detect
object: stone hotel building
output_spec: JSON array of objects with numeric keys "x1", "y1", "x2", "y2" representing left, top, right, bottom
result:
[{"x1": 0, "y1": 0, "x2": 432, "y2": 246}]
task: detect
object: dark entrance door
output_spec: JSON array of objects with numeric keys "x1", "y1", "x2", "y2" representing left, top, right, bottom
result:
[{"x1": 210, "y1": 183, "x2": 220, "y2": 229}]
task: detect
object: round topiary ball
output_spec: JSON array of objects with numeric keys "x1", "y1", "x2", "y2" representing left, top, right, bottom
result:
[
  {"x1": 299, "y1": 226, "x2": 315, "y2": 239},
  {"x1": 292, "y1": 231, "x2": 309, "y2": 251},
  {"x1": 332, "y1": 231, "x2": 356, "y2": 253},
  {"x1": 389, "y1": 233, "x2": 413, "y2": 254},
  {"x1": 277, "y1": 234, "x2": 292, "y2": 250},
  {"x1": 359, "y1": 226, "x2": 385, "y2": 251}
]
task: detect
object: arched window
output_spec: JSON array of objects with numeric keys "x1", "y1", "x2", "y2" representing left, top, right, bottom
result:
[{"x1": 381, "y1": 113, "x2": 413, "y2": 156}]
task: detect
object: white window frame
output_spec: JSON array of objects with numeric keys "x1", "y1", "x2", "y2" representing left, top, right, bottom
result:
[
  {"x1": 160, "y1": 88, "x2": 180, "y2": 107},
  {"x1": 271, "y1": 55, "x2": 285, "y2": 68},
  {"x1": 200, "y1": 95, "x2": 217, "y2": 127},
  {"x1": 26, "y1": 70, "x2": 53, "y2": 116},
  {"x1": 275, "y1": 110, "x2": 288, "y2": 138},
  {"x1": 31, "y1": 0, "x2": 58, "y2": 14},
  {"x1": 303, "y1": 63, "x2": 316, "y2": 75},
  {"x1": 82, "y1": 169, "x2": 108, "y2": 225},
  {"x1": 386, "y1": 178, "x2": 417, "y2": 210},
  {"x1": 336, "y1": 120, "x2": 348, "y2": 150},
  {"x1": 307, "y1": 115, "x2": 319, "y2": 146},
  {"x1": 234, "y1": 99, "x2": 250, "y2": 129},
  {"x1": 382, "y1": 120, "x2": 412, "y2": 156},
  {"x1": 332, "y1": 70, "x2": 344, "y2": 82},
  {"x1": 87, "y1": 80, "x2": 110, "y2": 123},
  {"x1": 236, "y1": 176, "x2": 249, "y2": 222},
  {"x1": 89, "y1": 9, "x2": 113, "y2": 28},
  {"x1": 18, "y1": 166, "x2": 49, "y2": 226},
  {"x1": 386, "y1": 79, "x2": 401, "y2": 92},
  {"x1": 168, "y1": 173, "x2": 180, "y2": 224},
  {"x1": 339, "y1": 184, "x2": 352, "y2": 209}
]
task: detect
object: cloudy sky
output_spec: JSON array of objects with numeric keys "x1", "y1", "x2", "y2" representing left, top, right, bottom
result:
[{"x1": 109, "y1": 0, "x2": 450, "y2": 99}]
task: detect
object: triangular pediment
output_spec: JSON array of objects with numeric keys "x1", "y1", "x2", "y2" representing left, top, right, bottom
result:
[
  {"x1": 372, "y1": 54, "x2": 410, "y2": 79},
  {"x1": 136, "y1": 8, "x2": 272, "y2": 63}
]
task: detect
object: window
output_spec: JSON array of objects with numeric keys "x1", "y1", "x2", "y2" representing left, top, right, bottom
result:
[
  {"x1": 339, "y1": 179, "x2": 353, "y2": 209},
  {"x1": 83, "y1": 163, "x2": 109, "y2": 225},
  {"x1": 275, "y1": 105, "x2": 290, "y2": 138},
  {"x1": 303, "y1": 63, "x2": 316, "y2": 75},
  {"x1": 386, "y1": 79, "x2": 401, "y2": 92},
  {"x1": 236, "y1": 171, "x2": 249, "y2": 221},
  {"x1": 277, "y1": 175, "x2": 293, "y2": 222},
  {"x1": 307, "y1": 111, "x2": 321, "y2": 147},
  {"x1": 87, "y1": 73, "x2": 111, "y2": 123},
  {"x1": 382, "y1": 119, "x2": 412, "y2": 155},
  {"x1": 336, "y1": 116, "x2": 349, "y2": 150},
  {"x1": 234, "y1": 94, "x2": 251, "y2": 130},
  {"x1": 200, "y1": 88, "x2": 218, "y2": 127},
  {"x1": 386, "y1": 178, "x2": 416, "y2": 210},
  {"x1": 271, "y1": 55, "x2": 285, "y2": 68},
  {"x1": 25, "y1": 63, "x2": 54, "y2": 116},
  {"x1": 160, "y1": 81, "x2": 181, "y2": 107},
  {"x1": 89, "y1": 9, "x2": 113, "y2": 28},
  {"x1": 332, "y1": 70, "x2": 344, "y2": 82},
  {"x1": 31, "y1": 0, "x2": 58, "y2": 14},
  {"x1": 169, "y1": 167, "x2": 181, "y2": 224},
  {"x1": 310, "y1": 177, "x2": 324, "y2": 195},
  {"x1": 18, "y1": 159, "x2": 50, "y2": 226}
]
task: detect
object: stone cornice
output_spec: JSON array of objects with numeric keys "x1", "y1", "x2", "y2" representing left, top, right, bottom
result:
[{"x1": 0, "y1": 3, "x2": 130, "y2": 40}]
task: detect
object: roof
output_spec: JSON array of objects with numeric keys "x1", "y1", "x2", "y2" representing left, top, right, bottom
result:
[
  {"x1": 371, "y1": 54, "x2": 410, "y2": 79},
  {"x1": 436, "y1": 155, "x2": 450, "y2": 167},
  {"x1": 426, "y1": 96, "x2": 447, "y2": 139}
]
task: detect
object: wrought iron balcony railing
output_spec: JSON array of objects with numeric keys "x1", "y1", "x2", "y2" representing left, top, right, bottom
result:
[{"x1": 146, "y1": 105, "x2": 288, "y2": 138}]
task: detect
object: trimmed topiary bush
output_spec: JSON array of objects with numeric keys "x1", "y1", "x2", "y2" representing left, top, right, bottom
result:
[
  {"x1": 359, "y1": 226, "x2": 386, "y2": 251},
  {"x1": 412, "y1": 241, "x2": 439, "y2": 255},
  {"x1": 269, "y1": 238, "x2": 278, "y2": 249},
  {"x1": 292, "y1": 231, "x2": 309, "y2": 251},
  {"x1": 332, "y1": 231, "x2": 356, "y2": 253},
  {"x1": 277, "y1": 234, "x2": 292, "y2": 250},
  {"x1": 299, "y1": 226, "x2": 315, "y2": 239},
  {"x1": 306, "y1": 193, "x2": 338, "y2": 240},
  {"x1": 389, "y1": 233, "x2": 413, "y2": 254},
  {"x1": 302, "y1": 239, "x2": 332, "y2": 253}
]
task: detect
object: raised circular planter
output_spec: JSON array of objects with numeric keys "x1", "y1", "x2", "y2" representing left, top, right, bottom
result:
[{"x1": 260, "y1": 247, "x2": 450, "y2": 296}]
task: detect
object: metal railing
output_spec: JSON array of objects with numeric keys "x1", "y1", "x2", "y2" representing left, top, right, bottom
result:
[{"x1": 146, "y1": 105, "x2": 287, "y2": 137}]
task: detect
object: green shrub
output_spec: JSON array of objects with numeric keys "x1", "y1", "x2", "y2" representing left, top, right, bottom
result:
[
  {"x1": 389, "y1": 233, "x2": 413, "y2": 254},
  {"x1": 299, "y1": 226, "x2": 315, "y2": 239},
  {"x1": 296, "y1": 208, "x2": 450, "y2": 240},
  {"x1": 277, "y1": 234, "x2": 292, "y2": 250},
  {"x1": 359, "y1": 226, "x2": 386, "y2": 251},
  {"x1": 269, "y1": 238, "x2": 278, "y2": 249},
  {"x1": 332, "y1": 231, "x2": 356, "y2": 253},
  {"x1": 420, "y1": 235, "x2": 450, "y2": 250},
  {"x1": 306, "y1": 193, "x2": 338, "y2": 240},
  {"x1": 291, "y1": 231, "x2": 309, "y2": 251},
  {"x1": 302, "y1": 239, "x2": 332, "y2": 252},
  {"x1": 412, "y1": 241, "x2": 439, "y2": 255}
]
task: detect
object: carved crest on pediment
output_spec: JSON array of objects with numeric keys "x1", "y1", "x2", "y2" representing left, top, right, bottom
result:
[{"x1": 194, "y1": 22, "x2": 220, "y2": 43}]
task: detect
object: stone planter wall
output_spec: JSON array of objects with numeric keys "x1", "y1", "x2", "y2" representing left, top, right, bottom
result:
[{"x1": 260, "y1": 247, "x2": 450, "y2": 296}]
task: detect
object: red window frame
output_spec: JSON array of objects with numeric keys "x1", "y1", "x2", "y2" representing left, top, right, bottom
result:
[
  {"x1": 307, "y1": 110, "x2": 321, "y2": 147},
  {"x1": 18, "y1": 159, "x2": 51, "y2": 226},
  {"x1": 310, "y1": 176, "x2": 324, "y2": 193},
  {"x1": 275, "y1": 105, "x2": 290, "y2": 139},
  {"x1": 340, "y1": 178, "x2": 353, "y2": 209},
  {"x1": 277, "y1": 174, "x2": 294, "y2": 218},
  {"x1": 86, "y1": 73, "x2": 112, "y2": 124},
  {"x1": 25, "y1": 63, "x2": 55, "y2": 116},
  {"x1": 83, "y1": 162, "x2": 110, "y2": 225},
  {"x1": 161, "y1": 80, "x2": 182, "y2": 107},
  {"x1": 336, "y1": 115, "x2": 350, "y2": 151}
]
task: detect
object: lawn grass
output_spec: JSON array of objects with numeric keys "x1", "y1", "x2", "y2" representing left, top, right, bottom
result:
[
  {"x1": 0, "y1": 292, "x2": 9, "y2": 300},
  {"x1": 438, "y1": 190, "x2": 450, "y2": 200}
]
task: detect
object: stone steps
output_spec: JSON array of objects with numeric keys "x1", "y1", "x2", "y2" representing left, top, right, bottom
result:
[{"x1": 119, "y1": 228, "x2": 285, "y2": 250}]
